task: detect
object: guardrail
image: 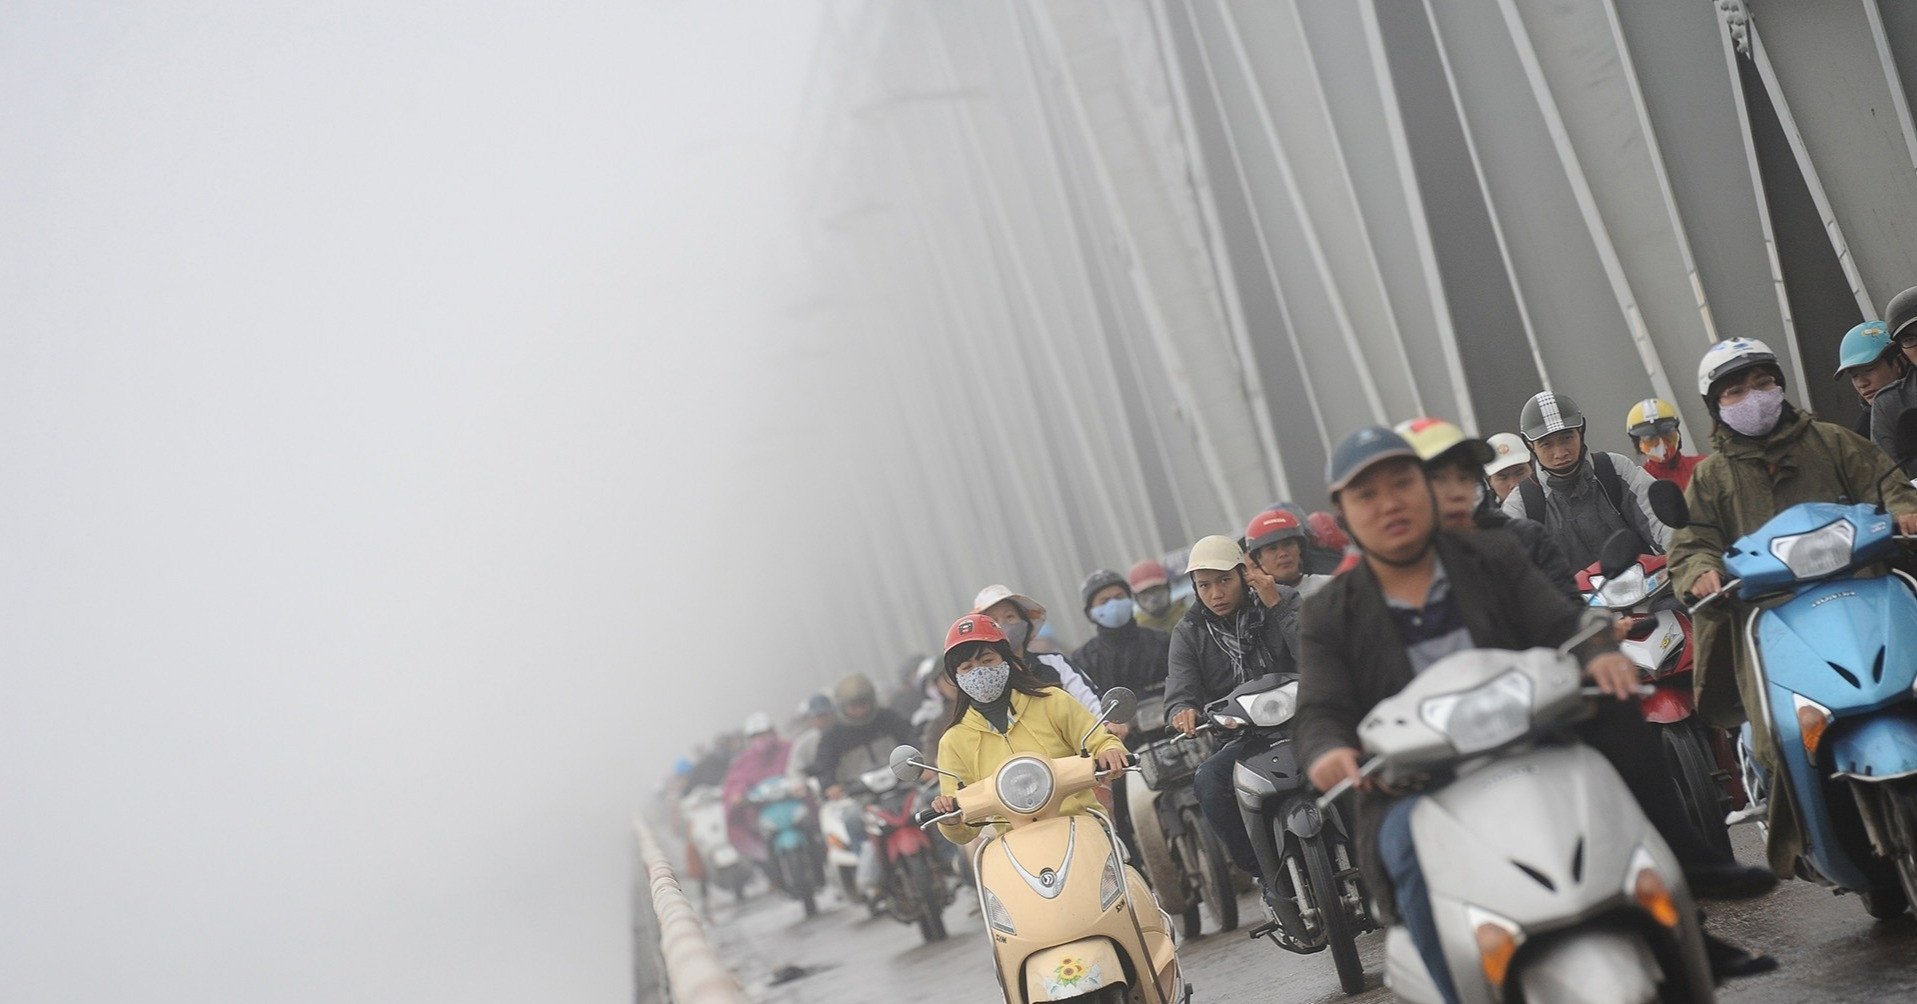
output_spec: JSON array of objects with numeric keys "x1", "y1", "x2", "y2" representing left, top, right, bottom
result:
[{"x1": 633, "y1": 814, "x2": 750, "y2": 1004}]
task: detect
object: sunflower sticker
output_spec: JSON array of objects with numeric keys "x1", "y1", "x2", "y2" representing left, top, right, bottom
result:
[{"x1": 1042, "y1": 956, "x2": 1102, "y2": 997}]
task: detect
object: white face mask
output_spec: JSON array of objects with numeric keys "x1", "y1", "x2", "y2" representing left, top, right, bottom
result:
[
  {"x1": 955, "y1": 663, "x2": 1011, "y2": 704},
  {"x1": 1721, "y1": 386, "x2": 1786, "y2": 438}
]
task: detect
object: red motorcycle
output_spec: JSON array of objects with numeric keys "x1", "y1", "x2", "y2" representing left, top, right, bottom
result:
[
  {"x1": 1579, "y1": 537, "x2": 1747, "y2": 856},
  {"x1": 845, "y1": 764, "x2": 952, "y2": 943}
]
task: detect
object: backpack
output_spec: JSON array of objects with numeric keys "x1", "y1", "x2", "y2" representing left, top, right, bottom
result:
[{"x1": 1517, "y1": 452, "x2": 1650, "y2": 552}]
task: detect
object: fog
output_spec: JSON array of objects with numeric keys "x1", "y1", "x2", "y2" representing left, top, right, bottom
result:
[{"x1": 2, "y1": 2, "x2": 828, "y2": 1000}]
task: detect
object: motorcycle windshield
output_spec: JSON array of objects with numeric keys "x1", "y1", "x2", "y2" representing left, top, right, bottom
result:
[
  {"x1": 1725, "y1": 502, "x2": 1893, "y2": 594},
  {"x1": 1755, "y1": 576, "x2": 1917, "y2": 712}
]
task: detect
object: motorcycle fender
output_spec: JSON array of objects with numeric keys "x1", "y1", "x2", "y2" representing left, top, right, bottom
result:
[
  {"x1": 1021, "y1": 938, "x2": 1126, "y2": 1002},
  {"x1": 1283, "y1": 795, "x2": 1324, "y2": 839},
  {"x1": 1233, "y1": 740, "x2": 1304, "y2": 815},
  {"x1": 1639, "y1": 685, "x2": 1694, "y2": 725},
  {"x1": 1830, "y1": 709, "x2": 1917, "y2": 781},
  {"x1": 886, "y1": 822, "x2": 931, "y2": 861}
]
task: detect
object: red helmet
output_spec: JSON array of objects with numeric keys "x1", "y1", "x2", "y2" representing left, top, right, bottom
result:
[
  {"x1": 1307, "y1": 511, "x2": 1349, "y2": 552},
  {"x1": 1245, "y1": 508, "x2": 1307, "y2": 552},
  {"x1": 1126, "y1": 559, "x2": 1170, "y2": 591},
  {"x1": 944, "y1": 613, "x2": 1008, "y2": 656}
]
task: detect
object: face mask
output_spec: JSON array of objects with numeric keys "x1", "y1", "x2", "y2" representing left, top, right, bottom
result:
[
  {"x1": 1136, "y1": 588, "x2": 1170, "y2": 616},
  {"x1": 1001, "y1": 618, "x2": 1031, "y2": 652},
  {"x1": 1720, "y1": 386, "x2": 1785, "y2": 438},
  {"x1": 955, "y1": 663, "x2": 1011, "y2": 704},
  {"x1": 1089, "y1": 596, "x2": 1135, "y2": 629},
  {"x1": 1638, "y1": 437, "x2": 1673, "y2": 462}
]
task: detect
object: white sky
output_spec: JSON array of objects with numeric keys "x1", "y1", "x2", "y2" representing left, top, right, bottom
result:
[{"x1": 2, "y1": 2, "x2": 825, "y2": 1000}]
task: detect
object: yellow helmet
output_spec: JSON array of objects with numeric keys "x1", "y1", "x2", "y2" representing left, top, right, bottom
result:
[
  {"x1": 1184, "y1": 534, "x2": 1246, "y2": 573},
  {"x1": 1625, "y1": 397, "x2": 1681, "y2": 439},
  {"x1": 1392, "y1": 417, "x2": 1494, "y2": 466}
]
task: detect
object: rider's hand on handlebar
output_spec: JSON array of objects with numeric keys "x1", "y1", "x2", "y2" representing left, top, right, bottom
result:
[
  {"x1": 1172, "y1": 708, "x2": 1199, "y2": 736},
  {"x1": 1689, "y1": 569, "x2": 1724, "y2": 603},
  {"x1": 1898, "y1": 512, "x2": 1917, "y2": 536},
  {"x1": 1308, "y1": 747, "x2": 1364, "y2": 794},
  {"x1": 825, "y1": 784, "x2": 845, "y2": 800},
  {"x1": 1584, "y1": 652, "x2": 1639, "y2": 701},
  {"x1": 930, "y1": 794, "x2": 958, "y2": 815},
  {"x1": 1095, "y1": 747, "x2": 1130, "y2": 774}
]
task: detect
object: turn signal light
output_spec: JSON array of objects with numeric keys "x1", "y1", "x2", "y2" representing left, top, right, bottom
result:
[
  {"x1": 1795, "y1": 696, "x2": 1833, "y2": 756},
  {"x1": 1633, "y1": 867, "x2": 1681, "y2": 928},
  {"x1": 1473, "y1": 919, "x2": 1520, "y2": 986}
]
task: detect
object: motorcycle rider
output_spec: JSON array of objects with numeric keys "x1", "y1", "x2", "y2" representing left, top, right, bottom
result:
[
  {"x1": 1166, "y1": 534, "x2": 1303, "y2": 898},
  {"x1": 784, "y1": 692, "x2": 836, "y2": 786},
  {"x1": 1127, "y1": 558, "x2": 1191, "y2": 632},
  {"x1": 1482, "y1": 431, "x2": 1535, "y2": 504},
  {"x1": 721, "y1": 712, "x2": 791, "y2": 887},
  {"x1": 1835, "y1": 320, "x2": 1906, "y2": 443},
  {"x1": 1070, "y1": 569, "x2": 1172, "y2": 697},
  {"x1": 1668, "y1": 337, "x2": 1917, "y2": 876},
  {"x1": 1396, "y1": 417, "x2": 1579, "y2": 602},
  {"x1": 1503, "y1": 390, "x2": 1673, "y2": 570},
  {"x1": 928, "y1": 613, "x2": 1129, "y2": 845},
  {"x1": 1297, "y1": 426, "x2": 1775, "y2": 1000},
  {"x1": 972, "y1": 584, "x2": 1104, "y2": 715},
  {"x1": 1628, "y1": 397, "x2": 1706, "y2": 491},
  {"x1": 1872, "y1": 286, "x2": 1917, "y2": 463},
  {"x1": 812, "y1": 673, "x2": 918, "y2": 798},
  {"x1": 1244, "y1": 508, "x2": 1333, "y2": 599}
]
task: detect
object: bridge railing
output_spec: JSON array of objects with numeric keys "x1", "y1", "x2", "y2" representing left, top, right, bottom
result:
[{"x1": 632, "y1": 813, "x2": 749, "y2": 1004}]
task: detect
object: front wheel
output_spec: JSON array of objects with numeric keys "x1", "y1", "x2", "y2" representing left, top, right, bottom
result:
[
  {"x1": 1301, "y1": 835, "x2": 1364, "y2": 995},
  {"x1": 1878, "y1": 782, "x2": 1917, "y2": 912},
  {"x1": 1189, "y1": 810, "x2": 1238, "y2": 933},
  {"x1": 780, "y1": 846, "x2": 818, "y2": 918},
  {"x1": 901, "y1": 852, "x2": 948, "y2": 942},
  {"x1": 1662, "y1": 723, "x2": 1734, "y2": 860}
]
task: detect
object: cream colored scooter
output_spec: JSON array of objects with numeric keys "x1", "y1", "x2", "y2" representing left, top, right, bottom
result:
[{"x1": 891, "y1": 688, "x2": 1189, "y2": 1004}]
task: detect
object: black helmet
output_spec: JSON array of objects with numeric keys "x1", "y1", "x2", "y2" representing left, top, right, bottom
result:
[
  {"x1": 1078, "y1": 569, "x2": 1129, "y2": 613},
  {"x1": 1887, "y1": 285, "x2": 1917, "y2": 343},
  {"x1": 1518, "y1": 391, "x2": 1586, "y2": 443}
]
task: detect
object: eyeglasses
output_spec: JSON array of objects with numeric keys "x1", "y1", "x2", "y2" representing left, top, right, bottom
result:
[
  {"x1": 1896, "y1": 330, "x2": 1917, "y2": 349},
  {"x1": 1629, "y1": 418, "x2": 1680, "y2": 441}
]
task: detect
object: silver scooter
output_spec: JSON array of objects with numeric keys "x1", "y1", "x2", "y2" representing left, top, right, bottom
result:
[{"x1": 1352, "y1": 626, "x2": 1715, "y2": 1003}]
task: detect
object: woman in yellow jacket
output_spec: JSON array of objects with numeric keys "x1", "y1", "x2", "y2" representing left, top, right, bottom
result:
[{"x1": 929, "y1": 613, "x2": 1128, "y2": 846}]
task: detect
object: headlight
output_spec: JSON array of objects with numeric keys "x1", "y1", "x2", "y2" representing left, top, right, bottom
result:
[
  {"x1": 983, "y1": 888, "x2": 1016, "y2": 934},
  {"x1": 1596, "y1": 564, "x2": 1649, "y2": 608},
  {"x1": 1420, "y1": 670, "x2": 1534, "y2": 755},
  {"x1": 1770, "y1": 520, "x2": 1855, "y2": 579},
  {"x1": 1237, "y1": 681, "x2": 1299, "y2": 726},
  {"x1": 1099, "y1": 849, "x2": 1124, "y2": 910},
  {"x1": 996, "y1": 756, "x2": 1055, "y2": 814}
]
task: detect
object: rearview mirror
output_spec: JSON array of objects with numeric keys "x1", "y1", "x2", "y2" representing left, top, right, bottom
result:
[
  {"x1": 1101, "y1": 687, "x2": 1138, "y2": 726},
  {"x1": 889, "y1": 745, "x2": 925, "y2": 783},
  {"x1": 1598, "y1": 530, "x2": 1641, "y2": 582},
  {"x1": 1647, "y1": 479, "x2": 1689, "y2": 529}
]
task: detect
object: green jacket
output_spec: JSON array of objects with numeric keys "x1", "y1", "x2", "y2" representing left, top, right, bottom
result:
[{"x1": 1665, "y1": 406, "x2": 1917, "y2": 871}]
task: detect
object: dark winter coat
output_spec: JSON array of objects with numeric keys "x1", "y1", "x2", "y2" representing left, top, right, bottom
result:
[
  {"x1": 810, "y1": 708, "x2": 917, "y2": 786},
  {"x1": 1164, "y1": 585, "x2": 1301, "y2": 721},
  {"x1": 1475, "y1": 506, "x2": 1581, "y2": 604},
  {"x1": 1070, "y1": 621, "x2": 1172, "y2": 699}
]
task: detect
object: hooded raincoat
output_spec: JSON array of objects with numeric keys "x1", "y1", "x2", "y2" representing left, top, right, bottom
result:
[{"x1": 721, "y1": 734, "x2": 791, "y2": 862}]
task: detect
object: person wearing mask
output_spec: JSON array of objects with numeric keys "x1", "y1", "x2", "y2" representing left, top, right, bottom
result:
[
  {"x1": 1503, "y1": 390, "x2": 1673, "y2": 571},
  {"x1": 784, "y1": 692, "x2": 836, "y2": 786},
  {"x1": 1669, "y1": 337, "x2": 1917, "y2": 877},
  {"x1": 721, "y1": 713, "x2": 791, "y2": 882},
  {"x1": 1482, "y1": 431, "x2": 1536, "y2": 504},
  {"x1": 1070, "y1": 569, "x2": 1172, "y2": 698},
  {"x1": 972, "y1": 584, "x2": 1103, "y2": 714},
  {"x1": 929, "y1": 613, "x2": 1129, "y2": 846},
  {"x1": 1166, "y1": 535, "x2": 1303, "y2": 906},
  {"x1": 1126, "y1": 558, "x2": 1190, "y2": 632},
  {"x1": 1245, "y1": 508, "x2": 1333, "y2": 599},
  {"x1": 1297, "y1": 426, "x2": 1775, "y2": 1000},
  {"x1": 1872, "y1": 286, "x2": 1917, "y2": 464},
  {"x1": 1627, "y1": 397, "x2": 1706, "y2": 491},
  {"x1": 1396, "y1": 417, "x2": 1579, "y2": 602},
  {"x1": 811, "y1": 673, "x2": 918, "y2": 798}
]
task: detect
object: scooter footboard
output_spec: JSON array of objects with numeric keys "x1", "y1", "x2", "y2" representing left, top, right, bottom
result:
[{"x1": 1022, "y1": 938, "x2": 1126, "y2": 1002}]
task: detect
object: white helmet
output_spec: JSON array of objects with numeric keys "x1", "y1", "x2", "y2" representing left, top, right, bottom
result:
[
  {"x1": 1184, "y1": 534, "x2": 1246, "y2": 573},
  {"x1": 1697, "y1": 338, "x2": 1779, "y2": 397},
  {"x1": 742, "y1": 711, "x2": 774, "y2": 737},
  {"x1": 1483, "y1": 432, "x2": 1532, "y2": 476}
]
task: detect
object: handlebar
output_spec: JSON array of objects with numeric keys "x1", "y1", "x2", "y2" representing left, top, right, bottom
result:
[{"x1": 914, "y1": 807, "x2": 958, "y2": 830}]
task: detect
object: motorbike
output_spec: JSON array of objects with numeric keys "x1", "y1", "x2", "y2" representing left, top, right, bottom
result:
[
  {"x1": 1652, "y1": 476, "x2": 1917, "y2": 918},
  {"x1": 1355, "y1": 621, "x2": 1715, "y2": 1003},
  {"x1": 899, "y1": 687, "x2": 1189, "y2": 1003},
  {"x1": 1124, "y1": 687, "x2": 1238, "y2": 939},
  {"x1": 838, "y1": 762, "x2": 952, "y2": 941},
  {"x1": 746, "y1": 775, "x2": 822, "y2": 918},
  {"x1": 680, "y1": 785, "x2": 752, "y2": 903},
  {"x1": 1198, "y1": 673, "x2": 1373, "y2": 995},
  {"x1": 1576, "y1": 534, "x2": 1746, "y2": 856}
]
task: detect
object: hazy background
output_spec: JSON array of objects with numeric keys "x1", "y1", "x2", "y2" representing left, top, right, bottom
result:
[{"x1": 2, "y1": 2, "x2": 829, "y2": 1000}]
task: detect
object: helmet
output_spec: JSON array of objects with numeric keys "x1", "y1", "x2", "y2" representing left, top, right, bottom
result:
[
  {"x1": 1394, "y1": 417, "x2": 1494, "y2": 466},
  {"x1": 1483, "y1": 432, "x2": 1531, "y2": 476},
  {"x1": 943, "y1": 613, "x2": 1008, "y2": 655},
  {"x1": 1697, "y1": 337, "x2": 1779, "y2": 397},
  {"x1": 743, "y1": 711, "x2": 774, "y2": 736},
  {"x1": 1244, "y1": 508, "x2": 1307, "y2": 553},
  {"x1": 972, "y1": 584, "x2": 1046, "y2": 622},
  {"x1": 1126, "y1": 558, "x2": 1169, "y2": 592},
  {"x1": 799, "y1": 692, "x2": 834, "y2": 718},
  {"x1": 1306, "y1": 511, "x2": 1349, "y2": 551},
  {"x1": 1185, "y1": 534, "x2": 1246, "y2": 573},
  {"x1": 832, "y1": 673, "x2": 876, "y2": 709},
  {"x1": 1078, "y1": 569, "x2": 1129, "y2": 611},
  {"x1": 672, "y1": 756, "x2": 694, "y2": 777},
  {"x1": 1625, "y1": 398, "x2": 1680, "y2": 439},
  {"x1": 1325, "y1": 425, "x2": 1420, "y2": 495},
  {"x1": 1834, "y1": 320, "x2": 1892, "y2": 377},
  {"x1": 1886, "y1": 285, "x2": 1917, "y2": 342},
  {"x1": 1518, "y1": 392, "x2": 1586, "y2": 443}
]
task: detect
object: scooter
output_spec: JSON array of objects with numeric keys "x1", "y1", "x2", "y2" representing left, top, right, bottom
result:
[
  {"x1": 1196, "y1": 673, "x2": 1373, "y2": 995},
  {"x1": 1577, "y1": 535, "x2": 1747, "y2": 855},
  {"x1": 898, "y1": 688, "x2": 1190, "y2": 1003},
  {"x1": 680, "y1": 785, "x2": 752, "y2": 903},
  {"x1": 1652, "y1": 477, "x2": 1917, "y2": 918},
  {"x1": 746, "y1": 775, "x2": 822, "y2": 918},
  {"x1": 1352, "y1": 619, "x2": 1715, "y2": 1003},
  {"x1": 1124, "y1": 687, "x2": 1238, "y2": 939}
]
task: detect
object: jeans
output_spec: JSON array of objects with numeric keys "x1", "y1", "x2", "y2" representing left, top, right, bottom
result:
[
  {"x1": 1193, "y1": 736, "x2": 1261, "y2": 874},
  {"x1": 1380, "y1": 796, "x2": 1459, "y2": 1004}
]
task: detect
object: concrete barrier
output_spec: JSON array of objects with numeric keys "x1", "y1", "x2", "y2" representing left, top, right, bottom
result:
[{"x1": 632, "y1": 814, "x2": 750, "y2": 1004}]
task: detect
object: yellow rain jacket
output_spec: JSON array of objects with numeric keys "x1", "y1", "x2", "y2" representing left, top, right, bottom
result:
[{"x1": 935, "y1": 687, "x2": 1124, "y2": 845}]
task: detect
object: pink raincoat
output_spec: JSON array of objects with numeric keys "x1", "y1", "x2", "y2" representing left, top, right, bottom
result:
[{"x1": 721, "y1": 734, "x2": 790, "y2": 862}]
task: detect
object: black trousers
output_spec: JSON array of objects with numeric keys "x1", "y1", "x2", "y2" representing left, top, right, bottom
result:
[{"x1": 1576, "y1": 697, "x2": 1725, "y2": 869}]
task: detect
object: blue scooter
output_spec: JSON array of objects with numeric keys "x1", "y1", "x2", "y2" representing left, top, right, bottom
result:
[
  {"x1": 748, "y1": 775, "x2": 822, "y2": 918},
  {"x1": 1651, "y1": 479, "x2": 1917, "y2": 917}
]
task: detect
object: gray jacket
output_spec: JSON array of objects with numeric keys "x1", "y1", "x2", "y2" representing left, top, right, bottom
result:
[
  {"x1": 1869, "y1": 375, "x2": 1917, "y2": 464},
  {"x1": 1501, "y1": 451, "x2": 1672, "y2": 571},
  {"x1": 1164, "y1": 587, "x2": 1301, "y2": 720}
]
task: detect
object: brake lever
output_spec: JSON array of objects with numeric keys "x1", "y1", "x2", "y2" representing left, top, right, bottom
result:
[
  {"x1": 1580, "y1": 684, "x2": 1657, "y2": 699},
  {"x1": 1314, "y1": 756, "x2": 1384, "y2": 811},
  {"x1": 1684, "y1": 577, "x2": 1740, "y2": 617}
]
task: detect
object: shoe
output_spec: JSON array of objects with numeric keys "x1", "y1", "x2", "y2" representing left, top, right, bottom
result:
[
  {"x1": 1703, "y1": 931, "x2": 1778, "y2": 982},
  {"x1": 1685, "y1": 861, "x2": 1779, "y2": 900}
]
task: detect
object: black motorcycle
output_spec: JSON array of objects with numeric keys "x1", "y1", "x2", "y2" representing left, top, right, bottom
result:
[{"x1": 1127, "y1": 688, "x2": 1239, "y2": 939}]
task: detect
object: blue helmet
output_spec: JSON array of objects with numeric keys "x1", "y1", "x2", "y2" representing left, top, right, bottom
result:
[
  {"x1": 1325, "y1": 425, "x2": 1421, "y2": 496},
  {"x1": 671, "y1": 756, "x2": 694, "y2": 777},
  {"x1": 1834, "y1": 320, "x2": 1892, "y2": 377}
]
